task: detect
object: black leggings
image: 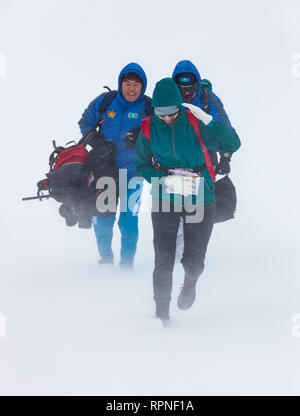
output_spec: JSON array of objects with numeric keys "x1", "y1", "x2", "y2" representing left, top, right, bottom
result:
[{"x1": 151, "y1": 203, "x2": 215, "y2": 304}]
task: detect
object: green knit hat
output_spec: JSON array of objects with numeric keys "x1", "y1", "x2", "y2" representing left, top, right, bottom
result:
[{"x1": 152, "y1": 78, "x2": 182, "y2": 108}]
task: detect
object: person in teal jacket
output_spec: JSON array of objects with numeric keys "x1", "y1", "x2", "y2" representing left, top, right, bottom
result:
[{"x1": 135, "y1": 78, "x2": 240, "y2": 323}]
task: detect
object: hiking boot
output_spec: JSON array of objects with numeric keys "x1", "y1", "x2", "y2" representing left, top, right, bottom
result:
[
  {"x1": 156, "y1": 310, "x2": 170, "y2": 321},
  {"x1": 119, "y1": 262, "x2": 134, "y2": 270},
  {"x1": 177, "y1": 278, "x2": 197, "y2": 310},
  {"x1": 155, "y1": 301, "x2": 170, "y2": 322},
  {"x1": 157, "y1": 313, "x2": 170, "y2": 327},
  {"x1": 98, "y1": 259, "x2": 114, "y2": 266},
  {"x1": 78, "y1": 216, "x2": 92, "y2": 229},
  {"x1": 58, "y1": 204, "x2": 78, "y2": 227}
]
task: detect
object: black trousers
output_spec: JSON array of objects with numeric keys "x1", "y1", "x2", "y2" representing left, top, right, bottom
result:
[{"x1": 151, "y1": 203, "x2": 215, "y2": 304}]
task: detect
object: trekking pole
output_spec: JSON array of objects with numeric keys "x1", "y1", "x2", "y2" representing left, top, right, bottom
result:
[{"x1": 22, "y1": 194, "x2": 50, "y2": 202}]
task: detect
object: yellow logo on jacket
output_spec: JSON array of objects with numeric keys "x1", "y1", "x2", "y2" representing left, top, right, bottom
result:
[{"x1": 107, "y1": 110, "x2": 116, "y2": 119}]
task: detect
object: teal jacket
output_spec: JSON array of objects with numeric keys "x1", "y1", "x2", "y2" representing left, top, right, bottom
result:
[{"x1": 135, "y1": 109, "x2": 241, "y2": 206}]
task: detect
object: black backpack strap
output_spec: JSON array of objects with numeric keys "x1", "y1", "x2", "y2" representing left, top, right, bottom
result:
[
  {"x1": 78, "y1": 90, "x2": 117, "y2": 149},
  {"x1": 201, "y1": 87, "x2": 210, "y2": 114},
  {"x1": 98, "y1": 90, "x2": 118, "y2": 118},
  {"x1": 79, "y1": 89, "x2": 116, "y2": 134}
]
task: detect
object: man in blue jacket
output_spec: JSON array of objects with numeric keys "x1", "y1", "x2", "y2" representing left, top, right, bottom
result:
[
  {"x1": 172, "y1": 59, "x2": 233, "y2": 174},
  {"x1": 172, "y1": 60, "x2": 236, "y2": 261},
  {"x1": 79, "y1": 62, "x2": 151, "y2": 269}
]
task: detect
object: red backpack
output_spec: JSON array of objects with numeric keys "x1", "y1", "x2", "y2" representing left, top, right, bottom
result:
[
  {"x1": 37, "y1": 141, "x2": 90, "y2": 194},
  {"x1": 49, "y1": 142, "x2": 89, "y2": 171},
  {"x1": 141, "y1": 110, "x2": 216, "y2": 182}
]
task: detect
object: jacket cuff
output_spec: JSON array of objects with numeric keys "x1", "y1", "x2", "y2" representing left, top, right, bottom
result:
[{"x1": 206, "y1": 119, "x2": 216, "y2": 128}]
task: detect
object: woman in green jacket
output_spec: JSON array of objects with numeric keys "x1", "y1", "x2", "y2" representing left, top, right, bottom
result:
[{"x1": 135, "y1": 78, "x2": 240, "y2": 324}]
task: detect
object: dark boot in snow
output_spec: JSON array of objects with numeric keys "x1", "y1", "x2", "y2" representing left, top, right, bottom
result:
[
  {"x1": 78, "y1": 216, "x2": 92, "y2": 229},
  {"x1": 156, "y1": 302, "x2": 170, "y2": 324},
  {"x1": 59, "y1": 204, "x2": 78, "y2": 227},
  {"x1": 177, "y1": 278, "x2": 197, "y2": 310}
]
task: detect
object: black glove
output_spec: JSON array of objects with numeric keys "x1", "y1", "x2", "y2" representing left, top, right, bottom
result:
[
  {"x1": 125, "y1": 128, "x2": 141, "y2": 149},
  {"x1": 80, "y1": 129, "x2": 104, "y2": 148},
  {"x1": 215, "y1": 153, "x2": 232, "y2": 175},
  {"x1": 92, "y1": 139, "x2": 116, "y2": 159},
  {"x1": 81, "y1": 129, "x2": 115, "y2": 160}
]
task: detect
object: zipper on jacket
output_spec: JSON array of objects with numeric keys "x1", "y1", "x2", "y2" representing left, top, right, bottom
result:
[
  {"x1": 203, "y1": 175, "x2": 214, "y2": 193},
  {"x1": 171, "y1": 123, "x2": 183, "y2": 169},
  {"x1": 204, "y1": 177, "x2": 211, "y2": 192}
]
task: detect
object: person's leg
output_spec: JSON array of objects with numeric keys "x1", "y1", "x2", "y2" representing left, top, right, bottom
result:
[
  {"x1": 178, "y1": 203, "x2": 215, "y2": 309},
  {"x1": 118, "y1": 212, "x2": 139, "y2": 268},
  {"x1": 92, "y1": 215, "x2": 116, "y2": 263},
  {"x1": 118, "y1": 180, "x2": 143, "y2": 268},
  {"x1": 152, "y1": 209, "x2": 181, "y2": 318},
  {"x1": 182, "y1": 203, "x2": 215, "y2": 279}
]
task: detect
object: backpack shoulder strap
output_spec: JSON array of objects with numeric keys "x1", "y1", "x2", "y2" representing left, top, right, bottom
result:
[
  {"x1": 141, "y1": 116, "x2": 163, "y2": 171},
  {"x1": 201, "y1": 86, "x2": 210, "y2": 115},
  {"x1": 98, "y1": 90, "x2": 118, "y2": 117},
  {"x1": 141, "y1": 116, "x2": 152, "y2": 141},
  {"x1": 186, "y1": 111, "x2": 216, "y2": 182},
  {"x1": 201, "y1": 79, "x2": 212, "y2": 114},
  {"x1": 201, "y1": 79, "x2": 212, "y2": 91}
]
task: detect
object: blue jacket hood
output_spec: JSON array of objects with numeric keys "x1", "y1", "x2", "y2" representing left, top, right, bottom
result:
[
  {"x1": 172, "y1": 60, "x2": 202, "y2": 104},
  {"x1": 118, "y1": 62, "x2": 147, "y2": 103}
]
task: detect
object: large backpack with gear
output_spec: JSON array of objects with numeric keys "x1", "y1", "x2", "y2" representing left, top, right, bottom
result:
[
  {"x1": 37, "y1": 135, "x2": 118, "y2": 228},
  {"x1": 34, "y1": 88, "x2": 152, "y2": 228}
]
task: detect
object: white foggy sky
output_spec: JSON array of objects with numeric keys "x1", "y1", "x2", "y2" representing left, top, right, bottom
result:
[{"x1": 0, "y1": 0, "x2": 299, "y2": 395}]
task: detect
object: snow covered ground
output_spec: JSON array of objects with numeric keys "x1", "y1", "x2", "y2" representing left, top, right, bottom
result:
[{"x1": 0, "y1": 0, "x2": 300, "y2": 396}]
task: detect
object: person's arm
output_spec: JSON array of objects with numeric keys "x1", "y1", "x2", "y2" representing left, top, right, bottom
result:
[
  {"x1": 200, "y1": 119, "x2": 241, "y2": 153},
  {"x1": 208, "y1": 91, "x2": 234, "y2": 174},
  {"x1": 208, "y1": 91, "x2": 233, "y2": 128},
  {"x1": 135, "y1": 132, "x2": 167, "y2": 184},
  {"x1": 183, "y1": 103, "x2": 241, "y2": 154},
  {"x1": 78, "y1": 93, "x2": 106, "y2": 135}
]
